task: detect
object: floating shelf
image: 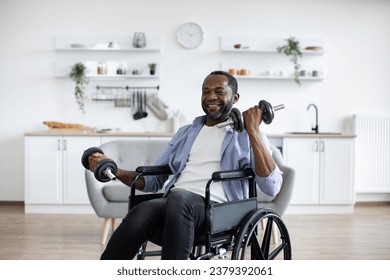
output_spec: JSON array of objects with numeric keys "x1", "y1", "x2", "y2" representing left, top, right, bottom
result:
[
  {"x1": 234, "y1": 76, "x2": 324, "y2": 81},
  {"x1": 220, "y1": 36, "x2": 325, "y2": 53},
  {"x1": 53, "y1": 35, "x2": 161, "y2": 79},
  {"x1": 54, "y1": 35, "x2": 161, "y2": 52},
  {"x1": 220, "y1": 36, "x2": 326, "y2": 83}
]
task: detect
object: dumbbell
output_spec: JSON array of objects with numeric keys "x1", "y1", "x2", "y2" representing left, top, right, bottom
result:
[
  {"x1": 259, "y1": 100, "x2": 285, "y2": 125},
  {"x1": 81, "y1": 147, "x2": 117, "y2": 182},
  {"x1": 217, "y1": 100, "x2": 285, "y2": 131}
]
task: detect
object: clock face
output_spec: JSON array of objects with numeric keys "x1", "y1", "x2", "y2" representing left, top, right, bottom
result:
[{"x1": 176, "y1": 22, "x2": 204, "y2": 49}]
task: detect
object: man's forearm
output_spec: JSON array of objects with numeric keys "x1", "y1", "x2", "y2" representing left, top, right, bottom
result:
[
  {"x1": 247, "y1": 130, "x2": 276, "y2": 177},
  {"x1": 116, "y1": 169, "x2": 145, "y2": 190}
]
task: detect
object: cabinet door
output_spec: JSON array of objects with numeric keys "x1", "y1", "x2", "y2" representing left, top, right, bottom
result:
[
  {"x1": 320, "y1": 139, "x2": 354, "y2": 204},
  {"x1": 25, "y1": 137, "x2": 62, "y2": 204},
  {"x1": 62, "y1": 136, "x2": 101, "y2": 204},
  {"x1": 283, "y1": 138, "x2": 320, "y2": 204}
]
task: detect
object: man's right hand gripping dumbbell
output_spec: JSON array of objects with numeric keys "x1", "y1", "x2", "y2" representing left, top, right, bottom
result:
[{"x1": 81, "y1": 147, "x2": 118, "y2": 182}]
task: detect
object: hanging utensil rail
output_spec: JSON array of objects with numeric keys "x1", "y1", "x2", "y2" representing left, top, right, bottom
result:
[
  {"x1": 96, "y1": 85, "x2": 160, "y2": 90},
  {"x1": 92, "y1": 85, "x2": 159, "y2": 103}
]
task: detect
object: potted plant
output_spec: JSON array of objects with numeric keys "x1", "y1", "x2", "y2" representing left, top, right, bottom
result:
[
  {"x1": 148, "y1": 63, "x2": 156, "y2": 75},
  {"x1": 277, "y1": 36, "x2": 302, "y2": 86},
  {"x1": 69, "y1": 62, "x2": 89, "y2": 114}
]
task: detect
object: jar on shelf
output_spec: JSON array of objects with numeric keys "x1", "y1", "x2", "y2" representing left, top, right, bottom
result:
[
  {"x1": 116, "y1": 63, "x2": 127, "y2": 75},
  {"x1": 97, "y1": 61, "x2": 106, "y2": 75},
  {"x1": 133, "y1": 32, "x2": 146, "y2": 48}
]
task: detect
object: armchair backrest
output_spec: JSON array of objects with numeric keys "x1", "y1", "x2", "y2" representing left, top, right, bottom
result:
[{"x1": 100, "y1": 139, "x2": 170, "y2": 170}]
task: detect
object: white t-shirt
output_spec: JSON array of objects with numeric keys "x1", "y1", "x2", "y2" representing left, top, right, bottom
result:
[{"x1": 173, "y1": 124, "x2": 227, "y2": 203}]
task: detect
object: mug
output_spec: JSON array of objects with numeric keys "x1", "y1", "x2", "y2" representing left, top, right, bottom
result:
[
  {"x1": 239, "y1": 69, "x2": 250, "y2": 76},
  {"x1": 228, "y1": 69, "x2": 237, "y2": 75}
]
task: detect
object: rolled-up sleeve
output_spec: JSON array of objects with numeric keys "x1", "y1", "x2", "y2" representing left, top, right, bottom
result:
[{"x1": 255, "y1": 165, "x2": 283, "y2": 197}]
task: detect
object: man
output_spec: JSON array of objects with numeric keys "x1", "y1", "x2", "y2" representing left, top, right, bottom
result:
[{"x1": 88, "y1": 70, "x2": 283, "y2": 259}]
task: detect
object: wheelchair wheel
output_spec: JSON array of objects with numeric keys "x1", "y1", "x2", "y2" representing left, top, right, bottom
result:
[{"x1": 231, "y1": 208, "x2": 292, "y2": 260}]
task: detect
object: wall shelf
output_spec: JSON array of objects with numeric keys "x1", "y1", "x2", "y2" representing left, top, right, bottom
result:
[
  {"x1": 53, "y1": 35, "x2": 161, "y2": 79},
  {"x1": 220, "y1": 36, "x2": 326, "y2": 82},
  {"x1": 54, "y1": 35, "x2": 161, "y2": 52},
  {"x1": 221, "y1": 49, "x2": 324, "y2": 55},
  {"x1": 233, "y1": 75, "x2": 324, "y2": 81},
  {"x1": 55, "y1": 74, "x2": 159, "y2": 80}
]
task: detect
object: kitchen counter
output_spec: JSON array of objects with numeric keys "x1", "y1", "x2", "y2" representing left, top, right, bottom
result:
[
  {"x1": 24, "y1": 130, "x2": 356, "y2": 138},
  {"x1": 268, "y1": 133, "x2": 356, "y2": 138},
  {"x1": 24, "y1": 129, "x2": 175, "y2": 137}
]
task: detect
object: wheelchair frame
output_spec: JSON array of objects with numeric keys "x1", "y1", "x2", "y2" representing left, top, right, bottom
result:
[{"x1": 129, "y1": 165, "x2": 292, "y2": 260}]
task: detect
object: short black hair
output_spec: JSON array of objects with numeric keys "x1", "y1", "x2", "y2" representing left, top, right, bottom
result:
[{"x1": 206, "y1": 70, "x2": 238, "y2": 95}]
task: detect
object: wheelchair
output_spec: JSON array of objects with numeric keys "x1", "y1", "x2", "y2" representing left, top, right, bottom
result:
[{"x1": 129, "y1": 164, "x2": 292, "y2": 260}]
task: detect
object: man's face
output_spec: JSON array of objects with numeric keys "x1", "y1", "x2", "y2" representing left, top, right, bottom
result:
[{"x1": 201, "y1": 75, "x2": 237, "y2": 124}]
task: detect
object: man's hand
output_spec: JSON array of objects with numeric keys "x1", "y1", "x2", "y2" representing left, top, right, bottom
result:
[
  {"x1": 242, "y1": 105, "x2": 263, "y2": 133},
  {"x1": 88, "y1": 152, "x2": 109, "y2": 172}
]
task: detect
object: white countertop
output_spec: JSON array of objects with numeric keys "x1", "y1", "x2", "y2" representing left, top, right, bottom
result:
[{"x1": 24, "y1": 130, "x2": 356, "y2": 138}]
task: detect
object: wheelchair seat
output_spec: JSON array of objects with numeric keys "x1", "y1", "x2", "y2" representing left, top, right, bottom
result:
[{"x1": 129, "y1": 165, "x2": 292, "y2": 260}]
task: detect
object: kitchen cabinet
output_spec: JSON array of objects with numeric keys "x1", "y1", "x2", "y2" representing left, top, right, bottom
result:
[
  {"x1": 283, "y1": 137, "x2": 355, "y2": 209},
  {"x1": 219, "y1": 36, "x2": 325, "y2": 82},
  {"x1": 54, "y1": 35, "x2": 161, "y2": 79},
  {"x1": 24, "y1": 132, "x2": 174, "y2": 213},
  {"x1": 24, "y1": 136, "x2": 101, "y2": 213}
]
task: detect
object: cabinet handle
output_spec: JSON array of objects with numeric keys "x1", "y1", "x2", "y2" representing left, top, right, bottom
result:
[
  {"x1": 320, "y1": 140, "x2": 325, "y2": 152},
  {"x1": 313, "y1": 141, "x2": 319, "y2": 152},
  {"x1": 57, "y1": 139, "x2": 61, "y2": 151},
  {"x1": 63, "y1": 139, "x2": 67, "y2": 151}
]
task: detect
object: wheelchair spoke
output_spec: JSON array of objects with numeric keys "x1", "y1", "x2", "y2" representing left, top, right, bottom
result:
[
  {"x1": 268, "y1": 242, "x2": 288, "y2": 260},
  {"x1": 261, "y1": 217, "x2": 274, "y2": 259},
  {"x1": 250, "y1": 234, "x2": 265, "y2": 260}
]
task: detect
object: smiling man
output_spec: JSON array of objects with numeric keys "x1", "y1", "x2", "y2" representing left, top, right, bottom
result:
[{"x1": 88, "y1": 70, "x2": 283, "y2": 260}]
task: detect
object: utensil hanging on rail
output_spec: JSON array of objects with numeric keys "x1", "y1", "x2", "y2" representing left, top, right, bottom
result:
[{"x1": 133, "y1": 90, "x2": 148, "y2": 120}]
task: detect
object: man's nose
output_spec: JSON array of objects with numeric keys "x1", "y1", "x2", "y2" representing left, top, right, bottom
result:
[{"x1": 207, "y1": 91, "x2": 218, "y2": 100}]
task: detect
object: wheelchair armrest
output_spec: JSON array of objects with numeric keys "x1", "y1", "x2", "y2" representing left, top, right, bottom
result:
[
  {"x1": 135, "y1": 164, "x2": 173, "y2": 176},
  {"x1": 211, "y1": 168, "x2": 254, "y2": 181},
  {"x1": 129, "y1": 164, "x2": 172, "y2": 211},
  {"x1": 206, "y1": 168, "x2": 256, "y2": 205}
]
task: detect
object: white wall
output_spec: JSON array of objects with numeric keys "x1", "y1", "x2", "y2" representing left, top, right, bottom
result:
[{"x1": 1, "y1": 0, "x2": 389, "y2": 201}]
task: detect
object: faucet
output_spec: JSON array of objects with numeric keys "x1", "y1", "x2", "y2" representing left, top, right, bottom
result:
[{"x1": 307, "y1": 103, "x2": 319, "y2": 133}]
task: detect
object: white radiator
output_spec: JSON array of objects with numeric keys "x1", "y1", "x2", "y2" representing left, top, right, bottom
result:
[{"x1": 354, "y1": 114, "x2": 390, "y2": 193}]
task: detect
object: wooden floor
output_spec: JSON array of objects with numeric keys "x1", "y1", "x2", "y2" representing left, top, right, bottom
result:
[{"x1": 0, "y1": 203, "x2": 389, "y2": 260}]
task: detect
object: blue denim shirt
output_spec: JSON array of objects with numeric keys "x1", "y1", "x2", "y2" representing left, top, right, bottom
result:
[{"x1": 143, "y1": 115, "x2": 283, "y2": 202}]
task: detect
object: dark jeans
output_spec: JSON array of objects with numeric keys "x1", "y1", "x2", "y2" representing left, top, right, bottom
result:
[{"x1": 100, "y1": 189, "x2": 206, "y2": 260}]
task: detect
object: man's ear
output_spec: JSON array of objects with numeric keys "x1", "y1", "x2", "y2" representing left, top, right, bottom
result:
[{"x1": 232, "y1": 93, "x2": 240, "y2": 104}]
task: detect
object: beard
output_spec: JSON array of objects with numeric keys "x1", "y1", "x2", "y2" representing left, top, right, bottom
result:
[{"x1": 202, "y1": 102, "x2": 233, "y2": 121}]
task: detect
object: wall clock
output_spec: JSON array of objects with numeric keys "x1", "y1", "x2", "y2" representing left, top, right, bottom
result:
[{"x1": 176, "y1": 22, "x2": 204, "y2": 49}]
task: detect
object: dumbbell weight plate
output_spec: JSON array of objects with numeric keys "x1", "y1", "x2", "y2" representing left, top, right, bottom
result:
[
  {"x1": 81, "y1": 147, "x2": 104, "y2": 170},
  {"x1": 230, "y1": 108, "x2": 244, "y2": 132},
  {"x1": 94, "y1": 160, "x2": 118, "y2": 182},
  {"x1": 259, "y1": 100, "x2": 274, "y2": 125}
]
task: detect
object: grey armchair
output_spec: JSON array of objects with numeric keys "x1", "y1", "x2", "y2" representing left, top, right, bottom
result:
[
  {"x1": 258, "y1": 145, "x2": 295, "y2": 243},
  {"x1": 85, "y1": 139, "x2": 170, "y2": 244},
  {"x1": 258, "y1": 145, "x2": 295, "y2": 216}
]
